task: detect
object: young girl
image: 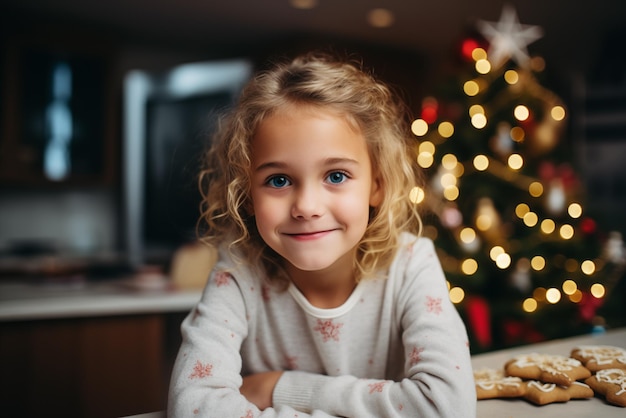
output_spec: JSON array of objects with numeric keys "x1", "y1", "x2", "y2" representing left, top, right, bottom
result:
[{"x1": 168, "y1": 52, "x2": 476, "y2": 417}]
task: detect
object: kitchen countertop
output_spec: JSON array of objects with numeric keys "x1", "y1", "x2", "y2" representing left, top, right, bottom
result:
[{"x1": 0, "y1": 275, "x2": 202, "y2": 321}]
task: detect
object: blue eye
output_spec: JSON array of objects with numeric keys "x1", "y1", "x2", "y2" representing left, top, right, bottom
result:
[
  {"x1": 327, "y1": 171, "x2": 347, "y2": 184},
  {"x1": 267, "y1": 175, "x2": 290, "y2": 188}
]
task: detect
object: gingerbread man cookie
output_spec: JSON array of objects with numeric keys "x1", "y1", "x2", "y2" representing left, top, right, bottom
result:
[
  {"x1": 474, "y1": 368, "x2": 526, "y2": 400},
  {"x1": 504, "y1": 353, "x2": 591, "y2": 386},
  {"x1": 571, "y1": 345, "x2": 626, "y2": 372}
]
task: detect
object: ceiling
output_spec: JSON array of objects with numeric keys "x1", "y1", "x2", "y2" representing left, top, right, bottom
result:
[{"x1": 2, "y1": 0, "x2": 626, "y2": 79}]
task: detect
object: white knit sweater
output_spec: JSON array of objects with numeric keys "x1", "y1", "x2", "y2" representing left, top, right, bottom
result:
[{"x1": 168, "y1": 234, "x2": 477, "y2": 417}]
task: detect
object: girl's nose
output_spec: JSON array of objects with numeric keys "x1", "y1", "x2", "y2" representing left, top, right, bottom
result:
[{"x1": 291, "y1": 184, "x2": 324, "y2": 219}]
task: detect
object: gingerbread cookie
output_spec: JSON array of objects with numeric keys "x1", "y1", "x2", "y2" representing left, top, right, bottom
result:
[
  {"x1": 504, "y1": 353, "x2": 591, "y2": 386},
  {"x1": 571, "y1": 345, "x2": 626, "y2": 372},
  {"x1": 585, "y1": 368, "x2": 626, "y2": 407},
  {"x1": 474, "y1": 368, "x2": 526, "y2": 400},
  {"x1": 523, "y1": 380, "x2": 594, "y2": 405}
]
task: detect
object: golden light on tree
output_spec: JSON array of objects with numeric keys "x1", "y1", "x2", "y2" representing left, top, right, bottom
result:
[
  {"x1": 510, "y1": 126, "x2": 525, "y2": 142},
  {"x1": 560, "y1": 224, "x2": 574, "y2": 239},
  {"x1": 418, "y1": 152, "x2": 434, "y2": 168},
  {"x1": 475, "y1": 59, "x2": 491, "y2": 74},
  {"x1": 551, "y1": 105, "x2": 566, "y2": 121},
  {"x1": 495, "y1": 252, "x2": 512, "y2": 269},
  {"x1": 590, "y1": 283, "x2": 605, "y2": 298},
  {"x1": 472, "y1": 47, "x2": 487, "y2": 61},
  {"x1": 441, "y1": 154, "x2": 458, "y2": 170},
  {"x1": 531, "y1": 255, "x2": 546, "y2": 271},
  {"x1": 469, "y1": 104, "x2": 485, "y2": 117},
  {"x1": 411, "y1": 119, "x2": 428, "y2": 136},
  {"x1": 443, "y1": 186, "x2": 460, "y2": 201},
  {"x1": 490, "y1": 246, "x2": 505, "y2": 260},
  {"x1": 460, "y1": 227, "x2": 476, "y2": 243},
  {"x1": 515, "y1": 203, "x2": 530, "y2": 218},
  {"x1": 529, "y1": 181, "x2": 543, "y2": 197},
  {"x1": 569, "y1": 290, "x2": 583, "y2": 303},
  {"x1": 514, "y1": 105, "x2": 529, "y2": 121},
  {"x1": 504, "y1": 70, "x2": 519, "y2": 84},
  {"x1": 540, "y1": 219, "x2": 556, "y2": 234},
  {"x1": 568, "y1": 203, "x2": 583, "y2": 218},
  {"x1": 562, "y1": 279, "x2": 577, "y2": 295},
  {"x1": 523, "y1": 298, "x2": 538, "y2": 313},
  {"x1": 471, "y1": 113, "x2": 487, "y2": 129},
  {"x1": 419, "y1": 140, "x2": 435, "y2": 154},
  {"x1": 449, "y1": 287, "x2": 465, "y2": 303},
  {"x1": 546, "y1": 288, "x2": 561, "y2": 304},
  {"x1": 473, "y1": 155, "x2": 489, "y2": 171},
  {"x1": 581, "y1": 260, "x2": 596, "y2": 275},
  {"x1": 508, "y1": 154, "x2": 524, "y2": 170},
  {"x1": 461, "y1": 258, "x2": 479, "y2": 275},
  {"x1": 523, "y1": 211, "x2": 538, "y2": 227},
  {"x1": 464, "y1": 80, "x2": 480, "y2": 96},
  {"x1": 438, "y1": 121, "x2": 455, "y2": 138}
]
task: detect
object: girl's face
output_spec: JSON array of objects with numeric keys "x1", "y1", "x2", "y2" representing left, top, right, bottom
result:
[{"x1": 250, "y1": 107, "x2": 382, "y2": 276}]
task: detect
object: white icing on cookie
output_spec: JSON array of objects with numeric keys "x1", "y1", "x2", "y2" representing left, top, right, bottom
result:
[
  {"x1": 595, "y1": 368, "x2": 626, "y2": 396},
  {"x1": 511, "y1": 353, "x2": 583, "y2": 375},
  {"x1": 474, "y1": 368, "x2": 523, "y2": 390},
  {"x1": 575, "y1": 345, "x2": 626, "y2": 366},
  {"x1": 527, "y1": 381, "x2": 557, "y2": 393}
]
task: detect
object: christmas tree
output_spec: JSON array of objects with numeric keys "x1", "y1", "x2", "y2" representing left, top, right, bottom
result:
[{"x1": 410, "y1": 5, "x2": 626, "y2": 352}]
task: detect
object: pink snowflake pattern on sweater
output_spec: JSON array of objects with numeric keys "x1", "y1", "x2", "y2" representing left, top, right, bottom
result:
[
  {"x1": 368, "y1": 381, "x2": 389, "y2": 394},
  {"x1": 409, "y1": 346, "x2": 425, "y2": 366},
  {"x1": 426, "y1": 296, "x2": 442, "y2": 315},
  {"x1": 214, "y1": 271, "x2": 232, "y2": 287},
  {"x1": 189, "y1": 360, "x2": 213, "y2": 379},
  {"x1": 313, "y1": 319, "x2": 343, "y2": 342},
  {"x1": 240, "y1": 409, "x2": 254, "y2": 418}
]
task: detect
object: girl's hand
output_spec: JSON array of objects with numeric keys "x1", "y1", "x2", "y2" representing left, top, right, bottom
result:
[{"x1": 240, "y1": 371, "x2": 284, "y2": 410}]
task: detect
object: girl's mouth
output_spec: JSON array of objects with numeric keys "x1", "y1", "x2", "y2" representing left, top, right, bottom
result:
[{"x1": 285, "y1": 230, "x2": 334, "y2": 241}]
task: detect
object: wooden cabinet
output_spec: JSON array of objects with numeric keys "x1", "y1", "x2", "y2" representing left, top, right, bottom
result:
[
  {"x1": 0, "y1": 31, "x2": 117, "y2": 186},
  {"x1": 0, "y1": 313, "x2": 185, "y2": 418}
]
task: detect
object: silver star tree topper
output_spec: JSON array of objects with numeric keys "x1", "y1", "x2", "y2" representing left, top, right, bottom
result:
[{"x1": 477, "y1": 4, "x2": 544, "y2": 69}]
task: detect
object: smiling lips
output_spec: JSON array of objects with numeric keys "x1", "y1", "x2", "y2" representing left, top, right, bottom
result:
[{"x1": 284, "y1": 229, "x2": 336, "y2": 241}]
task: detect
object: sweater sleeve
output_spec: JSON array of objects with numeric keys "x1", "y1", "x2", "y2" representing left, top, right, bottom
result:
[
  {"x1": 271, "y1": 238, "x2": 477, "y2": 418},
  {"x1": 167, "y1": 263, "x2": 342, "y2": 418}
]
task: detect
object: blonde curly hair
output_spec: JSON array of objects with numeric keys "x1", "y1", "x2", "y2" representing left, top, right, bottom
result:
[{"x1": 198, "y1": 51, "x2": 423, "y2": 286}]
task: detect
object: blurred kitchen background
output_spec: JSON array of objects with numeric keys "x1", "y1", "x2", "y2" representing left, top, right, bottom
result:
[{"x1": 1, "y1": 1, "x2": 625, "y2": 417}]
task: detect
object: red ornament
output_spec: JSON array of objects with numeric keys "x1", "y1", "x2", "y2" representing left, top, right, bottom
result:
[
  {"x1": 580, "y1": 217, "x2": 597, "y2": 235},
  {"x1": 465, "y1": 296, "x2": 492, "y2": 348},
  {"x1": 421, "y1": 97, "x2": 439, "y2": 124},
  {"x1": 461, "y1": 38, "x2": 480, "y2": 61},
  {"x1": 421, "y1": 107, "x2": 438, "y2": 124}
]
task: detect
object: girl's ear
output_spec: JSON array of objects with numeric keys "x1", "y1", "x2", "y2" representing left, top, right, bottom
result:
[{"x1": 369, "y1": 175, "x2": 384, "y2": 207}]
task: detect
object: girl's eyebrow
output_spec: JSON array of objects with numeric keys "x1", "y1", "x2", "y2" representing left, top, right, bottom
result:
[
  {"x1": 254, "y1": 157, "x2": 360, "y2": 172},
  {"x1": 254, "y1": 161, "x2": 287, "y2": 172}
]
